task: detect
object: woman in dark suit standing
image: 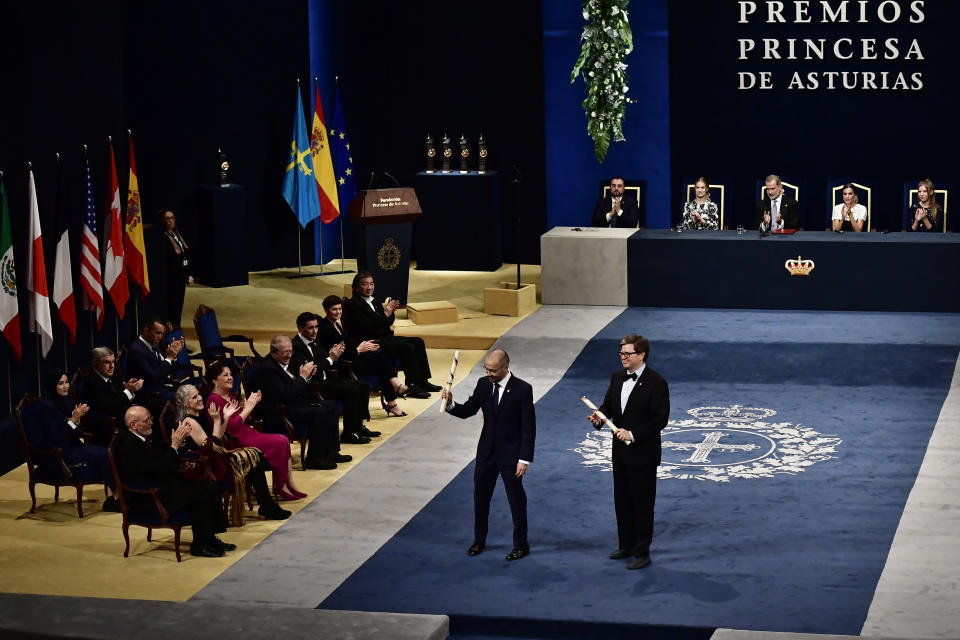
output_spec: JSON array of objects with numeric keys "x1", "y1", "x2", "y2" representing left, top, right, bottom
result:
[{"x1": 160, "y1": 208, "x2": 193, "y2": 327}]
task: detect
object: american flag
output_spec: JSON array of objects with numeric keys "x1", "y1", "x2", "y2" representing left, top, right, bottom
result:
[{"x1": 80, "y1": 150, "x2": 105, "y2": 329}]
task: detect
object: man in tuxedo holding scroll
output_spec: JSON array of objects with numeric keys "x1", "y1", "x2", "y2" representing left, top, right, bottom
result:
[{"x1": 588, "y1": 334, "x2": 669, "y2": 570}]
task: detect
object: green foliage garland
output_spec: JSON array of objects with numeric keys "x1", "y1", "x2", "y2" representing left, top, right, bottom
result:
[{"x1": 570, "y1": 0, "x2": 635, "y2": 163}]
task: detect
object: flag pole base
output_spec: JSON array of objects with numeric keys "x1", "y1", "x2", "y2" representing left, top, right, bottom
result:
[{"x1": 286, "y1": 270, "x2": 354, "y2": 279}]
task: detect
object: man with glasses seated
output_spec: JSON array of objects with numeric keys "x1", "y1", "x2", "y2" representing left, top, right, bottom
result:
[
  {"x1": 441, "y1": 349, "x2": 536, "y2": 562},
  {"x1": 588, "y1": 335, "x2": 670, "y2": 570}
]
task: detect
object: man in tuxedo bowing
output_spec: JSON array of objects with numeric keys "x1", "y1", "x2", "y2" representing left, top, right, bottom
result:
[
  {"x1": 588, "y1": 334, "x2": 669, "y2": 570},
  {"x1": 591, "y1": 176, "x2": 639, "y2": 228},
  {"x1": 441, "y1": 349, "x2": 536, "y2": 561},
  {"x1": 291, "y1": 311, "x2": 380, "y2": 443},
  {"x1": 755, "y1": 174, "x2": 800, "y2": 231}
]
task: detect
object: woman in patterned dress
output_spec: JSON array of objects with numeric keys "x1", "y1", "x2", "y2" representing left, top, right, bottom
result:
[{"x1": 681, "y1": 177, "x2": 719, "y2": 230}]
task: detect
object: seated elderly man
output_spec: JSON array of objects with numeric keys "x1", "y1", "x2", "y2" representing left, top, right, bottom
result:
[
  {"x1": 82, "y1": 347, "x2": 143, "y2": 425},
  {"x1": 119, "y1": 405, "x2": 234, "y2": 558},
  {"x1": 254, "y1": 335, "x2": 351, "y2": 470}
]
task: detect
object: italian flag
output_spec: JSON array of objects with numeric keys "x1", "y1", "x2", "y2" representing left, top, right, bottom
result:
[{"x1": 0, "y1": 175, "x2": 21, "y2": 363}]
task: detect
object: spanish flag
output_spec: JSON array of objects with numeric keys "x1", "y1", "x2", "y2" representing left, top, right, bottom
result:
[
  {"x1": 310, "y1": 78, "x2": 340, "y2": 224},
  {"x1": 124, "y1": 132, "x2": 149, "y2": 297}
]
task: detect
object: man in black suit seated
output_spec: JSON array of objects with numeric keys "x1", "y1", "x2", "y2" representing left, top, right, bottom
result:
[
  {"x1": 588, "y1": 334, "x2": 670, "y2": 570},
  {"x1": 82, "y1": 347, "x2": 143, "y2": 425},
  {"x1": 341, "y1": 272, "x2": 441, "y2": 398},
  {"x1": 591, "y1": 176, "x2": 639, "y2": 228},
  {"x1": 441, "y1": 349, "x2": 536, "y2": 561},
  {"x1": 119, "y1": 405, "x2": 233, "y2": 558},
  {"x1": 755, "y1": 174, "x2": 800, "y2": 232},
  {"x1": 254, "y1": 335, "x2": 350, "y2": 470},
  {"x1": 292, "y1": 311, "x2": 380, "y2": 444},
  {"x1": 126, "y1": 317, "x2": 184, "y2": 415}
]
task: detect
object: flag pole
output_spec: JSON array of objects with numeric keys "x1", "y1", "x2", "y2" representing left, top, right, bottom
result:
[
  {"x1": 35, "y1": 334, "x2": 41, "y2": 394},
  {"x1": 5, "y1": 357, "x2": 10, "y2": 416},
  {"x1": 114, "y1": 312, "x2": 119, "y2": 352},
  {"x1": 339, "y1": 218, "x2": 346, "y2": 274}
]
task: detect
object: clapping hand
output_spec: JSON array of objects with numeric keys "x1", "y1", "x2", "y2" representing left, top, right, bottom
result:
[
  {"x1": 70, "y1": 403, "x2": 90, "y2": 424},
  {"x1": 328, "y1": 342, "x2": 345, "y2": 361},
  {"x1": 383, "y1": 297, "x2": 400, "y2": 316},
  {"x1": 170, "y1": 420, "x2": 192, "y2": 449},
  {"x1": 357, "y1": 340, "x2": 379, "y2": 353},
  {"x1": 299, "y1": 361, "x2": 317, "y2": 380},
  {"x1": 222, "y1": 398, "x2": 240, "y2": 422},
  {"x1": 164, "y1": 337, "x2": 185, "y2": 359},
  {"x1": 246, "y1": 390, "x2": 262, "y2": 409},
  {"x1": 124, "y1": 378, "x2": 144, "y2": 393}
]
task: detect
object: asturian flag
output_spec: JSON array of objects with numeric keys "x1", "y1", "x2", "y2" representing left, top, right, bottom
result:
[
  {"x1": 282, "y1": 83, "x2": 322, "y2": 228},
  {"x1": 26, "y1": 167, "x2": 53, "y2": 357},
  {"x1": 79, "y1": 149, "x2": 105, "y2": 329},
  {"x1": 310, "y1": 78, "x2": 340, "y2": 224},
  {"x1": 124, "y1": 134, "x2": 149, "y2": 298},
  {"x1": 0, "y1": 173, "x2": 21, "y2": 362},
  {"x1": 103, "y1": 140, "x2": 128, "y2": 318},
  {"x1": 52, "y1": 154, "x2": 77, "y2": 343},
  {"x1": 331, "y1": 82, "x2": 358, "y2": 210}
]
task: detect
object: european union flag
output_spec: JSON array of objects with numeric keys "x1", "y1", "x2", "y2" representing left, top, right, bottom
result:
[
  {"x1": 282, "y1": 84, "x2": 321, "y2": 228},
  {"x1": 330, "y1": 83, "x2": 357, "y2": 210}
]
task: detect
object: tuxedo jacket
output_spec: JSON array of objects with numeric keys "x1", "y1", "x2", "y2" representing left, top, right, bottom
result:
[
  {"x1": 591, "y1": 195, "x2": 640, "y2": 229},
  {"x1": 598, "y1": 366, "x2": 670, "y2": 469},
  {"x1": 254, "y1": 355, "x2": 324, "y2": 407},
  {"x1": 126, "y1": 338, "x2": 174, "y2": 395},
  {"x1": 755, "y1": 195, "x2": 800, "y2": 230},
  {"x1": 81, "y1": 374, "x2": 132, "y2": 422},
  {"x1": 342, "y1": 295, "x2": 395, "y2": 341},
  {"x1": 289, "y1": 334, "x2": 335, "y2": 380},
  {"x1": 449, "y1": 374, "x2": 536, "y2": 465}
]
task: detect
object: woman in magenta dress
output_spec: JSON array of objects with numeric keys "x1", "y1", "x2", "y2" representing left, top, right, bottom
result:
[{"x1": 205, "y1": 361, "x2": 306, "y2": 501}]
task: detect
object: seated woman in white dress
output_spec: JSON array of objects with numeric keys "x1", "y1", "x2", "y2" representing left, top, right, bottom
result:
[
  {"x1": 681, "y1": 177, "x2": 719, "y2": 230},
  {"x1": 831, "y1": 183, "x2": 867, "y2": 232}
]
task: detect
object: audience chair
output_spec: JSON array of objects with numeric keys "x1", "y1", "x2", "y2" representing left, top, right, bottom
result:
[
  {"x1": 193, "y1": 305, "x2": 260, "y2": 394},
  {"x1": 827, "y1": 180, "x2": 873, "y2": 231},
  {"x1": 16, "y1": 394, "x2": 105, "y2": 518},
  {"x1": 108, "y1": 431, "x2": 192, "y2": 562}
]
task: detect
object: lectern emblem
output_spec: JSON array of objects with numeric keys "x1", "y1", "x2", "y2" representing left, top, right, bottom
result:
[{"x1": 377, "y1": 238, "x2": 402, "y2": 271}]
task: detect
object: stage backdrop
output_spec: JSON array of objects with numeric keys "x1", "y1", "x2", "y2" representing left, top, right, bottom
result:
[{"x1": 668, "y1": 0, "x2": 959, "y2": 231}]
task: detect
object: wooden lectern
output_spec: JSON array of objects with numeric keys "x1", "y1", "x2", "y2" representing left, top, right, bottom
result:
[{"x1": 348, "y1": 187, "x2": 422, "y2": 304}]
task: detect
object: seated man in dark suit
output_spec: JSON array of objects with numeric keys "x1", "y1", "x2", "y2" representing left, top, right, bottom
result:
[
  {"x1": 119, "y1": 405, "x2": 232, "y2": 558},
  {"x1": 126, "y1": 317, "x2": 184, "y2": 415},
  {"x1": 292, "y1": 312, "x2": 379, "y2": 443},
  {"x1": 254, "y1": 335, "x2": 350, "y2": 470},
  {"x1": 81, "y1": 347, "x2": 143, "y2": 426},
  {"x1": 591, "y1": 176, "x2": 639, "y2": 228},
  {"x1": 755, "y1": 174, "x2": 800, "y2": 231},
  {"x1": 342, "y1": 272, "x2": 441, "y2": 398}
]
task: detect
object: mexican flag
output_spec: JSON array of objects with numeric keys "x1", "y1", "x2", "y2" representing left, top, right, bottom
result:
[{"x1": 0, "y1": 175, "x2": 21, "y2": 363}]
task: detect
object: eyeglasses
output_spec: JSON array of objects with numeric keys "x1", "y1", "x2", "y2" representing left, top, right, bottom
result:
[{"x1": 619, "y1": 351, "x2": 638, "y2": 357}]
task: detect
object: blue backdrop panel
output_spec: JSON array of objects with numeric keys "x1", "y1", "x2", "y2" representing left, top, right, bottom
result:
[
  {"x1": 413, "y1": 172, "x2": 502, "y2": 271},
  {"x1": 626, "y1": 230, "x2": 960, "y2": 312},
  {"x1": 320, "y1": 309, "x2": 959, "y2": 635}
]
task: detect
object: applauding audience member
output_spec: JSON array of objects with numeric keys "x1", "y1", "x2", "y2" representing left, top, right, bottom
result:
[
  {"x1": 255, "y1": 336, "x2": 349, "y2": 470},
  {"x1": 681, "y1": 177, "x2": 719, "y2": 230},
  {"x1": 127, "y1": 318, "x2": 184, "y2": 415},
  {"x1": 908, "y1": 179, "x2": 942, "y2": 232},
  {"x1": 205, "y1": 361, "x2": 306, "y2": 500},
  {"x1": 82, "y1": 347, "x2": 142, "y2": 425}
]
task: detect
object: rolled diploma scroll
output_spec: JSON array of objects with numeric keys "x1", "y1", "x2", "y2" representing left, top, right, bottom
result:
[
  {"x1": 581, "y1": 396, "x2": 631, "y2": 445},
  {"x1": 440, "y1": 350, "x2": 460, "y2": 413}
]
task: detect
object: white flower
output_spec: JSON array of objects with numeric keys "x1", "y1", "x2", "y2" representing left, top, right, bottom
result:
[
  {"x1": 582, "y1": 8, "x2": 589, "y2": 19},
  {"x1": 590, "y1": 111, "x2": 596, "y2": 117},
  {"x1": 588, "y1": 71, "x2": 595, "y2": 77},
  {"x1": 622, "y1": 85, "x2": 629, "y2": 92},
  {"x1": 625, "y1": 48, "x2": 632, "y2": 55},
  {"x1": 611, "y1": 5, "x2": 620, "y2": 14}
]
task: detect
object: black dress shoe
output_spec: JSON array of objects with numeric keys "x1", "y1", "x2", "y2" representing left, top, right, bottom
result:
[
  {"x1": 419, "y1": 381, "x2": 443, "y2": 392},
  {"x1": 340, "y1": 432, "x2": 371, "y2": 444},
  {"x1": 505, "y1": 547, "x2": 529, "y2": 561},
  {"x1": 626, "y1": 555, "x2": 652, "y2": 570},
  {"x1": 467, "y1": 542, "x2": 485, "y2": 556},
  {"x1": 329, "y1": 453, "x2": 353, "y2": 463},
  {"x1": 303, "y1": 458, "x2": 337, "y2": 470},
  {"x1": 609, "y1": 548, "x2": 630, "y2": 559},
  {"x1": 258, "y1": 505, "x2": 292, "y2": 520},
  {"x1": 358, "y1": 426, "x2": 381, "y2": 438},
  {"x1": 101, "y1": 496, "x2": 121, "y2": 513},
  {"x1": 211, "y1": 536, "x2": 237, "y2": 552},
  {"x1": 190, "y1": 543, "x2": 224, "y2": 558},
  {"x1": 404, "y1": 384, "x2": 431, "y2": 399}
]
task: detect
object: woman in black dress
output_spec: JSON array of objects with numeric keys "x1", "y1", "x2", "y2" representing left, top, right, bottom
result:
[{"x1": 160, "y1": 208, "x2": 194, "y2": 326}]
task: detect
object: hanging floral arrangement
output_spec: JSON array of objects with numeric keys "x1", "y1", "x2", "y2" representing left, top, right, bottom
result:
[{"x1": 570, "y1": 0, "x2": 635, "y2": 163}]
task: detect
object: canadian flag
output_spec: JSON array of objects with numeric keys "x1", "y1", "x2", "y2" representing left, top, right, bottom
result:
[
  {"x1": 26, "y1": 167, "x2": 53, "y2": 357},
  {"x1": 103, "y1": 141, "x2": 128, "y2": 318}
]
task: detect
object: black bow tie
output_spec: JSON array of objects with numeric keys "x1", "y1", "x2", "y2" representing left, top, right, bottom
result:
[{"x1": 624, "y1": 372, "x2": 637, "y2": 381}]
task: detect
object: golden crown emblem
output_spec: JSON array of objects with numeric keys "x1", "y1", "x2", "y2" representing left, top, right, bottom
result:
[{"x1": 784, "y1": 255, "x2": 815, "y2": 276}]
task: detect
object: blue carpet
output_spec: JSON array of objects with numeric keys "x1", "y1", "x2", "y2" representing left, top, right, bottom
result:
[{"x1": 321, "y1": 309, "x2": 959, "y2": 636}]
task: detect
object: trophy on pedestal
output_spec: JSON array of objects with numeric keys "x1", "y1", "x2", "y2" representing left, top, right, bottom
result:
[
  {"x1": 441, "y1": 133, "x2": 453, "y2": 173},
  {"x1": 478, "y1": 135, "x2": 488, "y2": 174},
  {"x1": 218, "y1": 147, "x2": 231, "y2": 187},
  {"x1": 425, "y1": 133, "x2": 436, "y2": 173},
  {"x1": 459, "y1": 134, "x2": 470, "y2": 173}
]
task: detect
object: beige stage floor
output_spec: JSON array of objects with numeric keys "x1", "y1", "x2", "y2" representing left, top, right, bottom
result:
[{"x1": 0, "y1": 261, "x2": 540, "y2": 601}]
